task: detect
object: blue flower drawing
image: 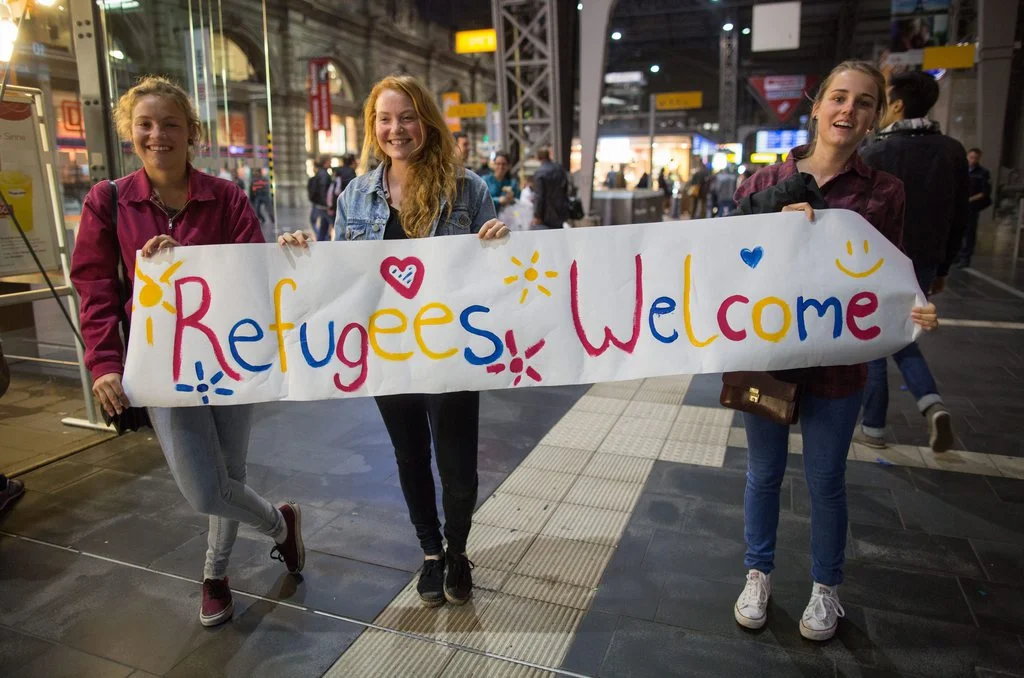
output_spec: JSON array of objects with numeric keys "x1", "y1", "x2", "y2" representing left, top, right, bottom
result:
[{"x1": 175, "y1": 361, "x2": 234, "y2": 404}]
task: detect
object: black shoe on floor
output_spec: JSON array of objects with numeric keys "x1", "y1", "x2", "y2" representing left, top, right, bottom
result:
[
  {"x1": 0, "y1": 478, "x2": 25, "y2": 513},
  {"x1": 444, "y1": 551, "x2": 475, "y2": 606},
  {"x1": 925, "y1": 404, "x2": 954, "y2": 453},
  {"x1": 417, "y1": 557, "x2": 445, "y2": 607}
]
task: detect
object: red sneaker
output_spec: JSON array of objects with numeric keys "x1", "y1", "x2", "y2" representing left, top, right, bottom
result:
[
  {"x1": 270, "y1": 502, "x2": 305, "y2": 574},
  {"x1": 200, "y1": 577, "x2": 234, "y2": 627}
]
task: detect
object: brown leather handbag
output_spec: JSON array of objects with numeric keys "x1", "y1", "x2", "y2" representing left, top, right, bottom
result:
[{"x1": 720, "y1": 371, "x2": 801, "y2": 425}]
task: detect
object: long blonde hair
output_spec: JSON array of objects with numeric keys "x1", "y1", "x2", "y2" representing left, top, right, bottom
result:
[
  {"x1": 804, "y1": 60, "x2": 888, "y2": 157},
  {"x1": 113, "y1": 75, "x2": 202, "y2": 161},
  {"x1": 360, "y1": 75, "x2": 461, "y2": 238}
]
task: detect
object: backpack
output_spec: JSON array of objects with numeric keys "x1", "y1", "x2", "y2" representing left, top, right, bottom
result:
[
  {"x1": 307, "y1": 174, "x2": 319, "y2": 204},
  {"x1": 326, "y1": 176, "x2": 342, "y2": 210}
]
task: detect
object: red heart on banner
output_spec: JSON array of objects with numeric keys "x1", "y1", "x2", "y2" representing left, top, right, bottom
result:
[{"x1": 380, "y1": 256, "x2": 425, "y2": 299}]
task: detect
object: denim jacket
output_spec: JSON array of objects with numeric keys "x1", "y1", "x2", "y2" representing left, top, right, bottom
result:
[{"x1": 333, "y1": 162, "x2": 496, "y2": 240}]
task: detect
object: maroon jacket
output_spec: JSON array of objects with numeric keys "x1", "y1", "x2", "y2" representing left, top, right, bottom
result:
[
  {"x1": 70, "y1": 166, "x2": 264, "y2": 380},
  {"x1": 735, "y1": 146, "x2": 905, "y2": 399}
]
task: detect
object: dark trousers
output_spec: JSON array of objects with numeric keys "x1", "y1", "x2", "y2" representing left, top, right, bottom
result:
[
  {"x1": 251, "y1": 194, "x2": 273, "y2": 225},
  {"x1": 374, "y1": 391, "x2": 480, "y2": 555},
  {"x1": 310, "y1": 205, "x2": 331, "y2": 241},
  {"x1": 690, "y1": 195, "x2": 707, "y2": 219},
  {"x1": 958, "y1": 209, "x2": 981, "y2": 264}
]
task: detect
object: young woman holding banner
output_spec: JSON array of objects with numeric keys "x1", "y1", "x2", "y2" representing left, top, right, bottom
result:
[
  {"x1": 71, "y1": 76, "x2": 304, "y2": 628},
  {"x1": 729, "y1": 61, "x2": 938, "y2": 641},
  {"x1": 279, "y1": 75, "x2": 508, "y2": 607}
]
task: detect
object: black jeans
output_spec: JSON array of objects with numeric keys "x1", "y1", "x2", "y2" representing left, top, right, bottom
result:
[
  {"x1": 374, "y1": 391, "x2": 479, "y2": 555},
  {"x1": 959, "y1": 209, "x2": 981, "y2": 263}
]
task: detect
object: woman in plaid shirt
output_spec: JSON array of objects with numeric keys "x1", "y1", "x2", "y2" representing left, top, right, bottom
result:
[{"x1": 731, "y1": 61, "x2": 938, "y2": 641}]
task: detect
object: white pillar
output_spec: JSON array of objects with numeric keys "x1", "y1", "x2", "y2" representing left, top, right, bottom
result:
[{"x1": 577, "y1": 0, "x2": 616, "y2": 217}]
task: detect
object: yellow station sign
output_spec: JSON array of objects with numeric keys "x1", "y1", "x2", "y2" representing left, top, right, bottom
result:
[
  {"x1": 654, "y1": 91, "x2": 704, "y2": 110},
  {"x1": 447, "y1": 103, "x2": 488, "y2": 119},
  {"x1": 455, "y1": 29, "x2": 497, "y2": 54}
]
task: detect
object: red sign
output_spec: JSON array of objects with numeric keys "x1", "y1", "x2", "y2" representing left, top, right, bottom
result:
[
  {"x1": 748, "y1": 75, "x2": 818, "y2": 123},
  {"x1": 308, "y1": 58, "x2": 332, "y2": 133}
]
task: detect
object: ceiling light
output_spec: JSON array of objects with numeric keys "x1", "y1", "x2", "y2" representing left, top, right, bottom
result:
[
  {"x1": 35, "y1": 0, "x2": 58, "y2": 6},
  {"x1": 650, "y1": 64, "x2": 660, "y2": 73},
  {"x1": 723, "y1": 22, "x2": 734, "y2": 31},
  {"x1": 742, "y1": 27, "x2": 751, "y2": 35},
  {"x1": 577, "y1": 2, "x2": 582, "y2": 9},
  {"x1": 611, "y1": 31, "x2": 622, "y2": 40},
  {"x1": 109, "y1": 49, "x2": 125, "y2": 60}
]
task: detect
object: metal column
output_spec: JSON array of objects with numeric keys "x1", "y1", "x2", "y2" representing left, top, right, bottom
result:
[
  {"x1": 576, "y1": 0, "x2": 616, "y2": 217},
  {"x1": 719, "y1": 27, "x2": 739, "y2": 141},
  {"x1": 70, "y1": 0, "x2": 117, "y2": 182},
  {"x1": 491, "y1": 0, "x2": 563, "y2": 176}
]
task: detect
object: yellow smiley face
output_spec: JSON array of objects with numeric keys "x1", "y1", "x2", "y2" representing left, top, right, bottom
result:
[{"x1": 835, "y1": 239, "x2": 885, "y2": 278}]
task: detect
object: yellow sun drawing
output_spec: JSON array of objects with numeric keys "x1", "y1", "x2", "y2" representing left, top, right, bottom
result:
[
  {"x1": 133, "y1": 259, "x2": 184, "y2": 344},
  {"x1": 504, "y1": 250, "x2": 559, "y2": 304}
]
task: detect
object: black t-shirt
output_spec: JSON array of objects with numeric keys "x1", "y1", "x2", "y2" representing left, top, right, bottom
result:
[{"x1": 384, "y1": 205, "x2": 407, "y2": 240}]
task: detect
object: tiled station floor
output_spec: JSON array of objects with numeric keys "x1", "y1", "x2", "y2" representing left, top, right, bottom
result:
[{"x1": 3, "y1": 263, "x2": 1024, "y2": 677}]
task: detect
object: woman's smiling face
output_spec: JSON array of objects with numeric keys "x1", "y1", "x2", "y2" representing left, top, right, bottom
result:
[
  {"x1": 812, "y1": 70, "x2": 881, "y2": 151},
  {"x1": 375, "y1": 88, "x2": 424, "y2": 164}
]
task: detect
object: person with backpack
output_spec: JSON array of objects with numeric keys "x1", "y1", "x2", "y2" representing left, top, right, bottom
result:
[
  {"x1": 326, "y1": 154, "x2": 358, "y2": 219},
  {"x1": 531, "y1": 147, "x2": 570, "y2": 229},
  {"x1": 308, "y1": 156, "x2": 333, "y2": 241}
]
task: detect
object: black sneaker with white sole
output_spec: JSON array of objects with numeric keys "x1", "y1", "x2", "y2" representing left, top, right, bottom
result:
[{"x1": 925, "y1": 404, "x2": 954, "y2": 453}]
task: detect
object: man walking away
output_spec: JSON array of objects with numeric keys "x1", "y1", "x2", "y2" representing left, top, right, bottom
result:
[
  {"x1": 711, "y1": 165, "x2": 739, "y2": 217},
  {"x1": 250, "y1": 166, "x2": 274, "y2": 227},
  {"x1": 531, "y1": 148, "x2": 570, "y2": 229},
  {"x1": 308, "y1": 156, "x2": 333, "y2": 241},
  {"x1": 956, "y1": 148, "x2": 992, "y2": 268},
  {"x1": 858, "y1": 70, "x2": 967, "y2": 453}
]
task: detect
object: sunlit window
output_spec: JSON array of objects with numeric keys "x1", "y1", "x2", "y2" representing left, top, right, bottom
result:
[{"x1": 211, "y1": 34, "x2": 257, "y2": 83}]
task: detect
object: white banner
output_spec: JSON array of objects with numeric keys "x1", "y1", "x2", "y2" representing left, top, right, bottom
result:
[{"x1": 123, "y1": 210, "x2": 925, "y2": 407}]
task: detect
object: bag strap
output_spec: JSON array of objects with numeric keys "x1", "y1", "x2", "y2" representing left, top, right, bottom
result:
[{"x1": 108, "y1": 180, "x2": 132, "y2": 344}]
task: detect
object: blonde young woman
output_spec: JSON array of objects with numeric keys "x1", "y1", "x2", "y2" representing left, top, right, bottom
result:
[
  {"x1": 280, "y1": 75, "x2": 508, "y2": 607},
  {"x1": 71, "y1": 76, "x2": 304, "y2": 628},
  {"x1": 730, "y1": 61, "x2": 938, "y2": 641}
]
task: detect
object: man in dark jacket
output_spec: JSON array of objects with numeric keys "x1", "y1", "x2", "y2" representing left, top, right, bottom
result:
[
  {"x1": 531, "y1": 148, "x2": 569, "y2": 229},
  {"x1": 956, "y1": 147, "x2": 992, "y2": 267},
  {"x1": 858, "y1": 70, "x2": 967, "y2": 453},
  {"x1": 308, "y1": 156, "x2": 333, "y2": 241}
]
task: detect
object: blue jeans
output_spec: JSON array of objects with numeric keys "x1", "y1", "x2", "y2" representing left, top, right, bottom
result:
[
  {"x1": 149, "y1": 405, "x2": 284, "y2": 580},
  {"x1": 861, "y1": 265, "x2": 942, "y2": 436},
  {"x1": 310, "y1": 205, "x2": 331, "y2": 241},
  {"x1": 744, "y1": 389, "x2": 863, "y2": 586}
]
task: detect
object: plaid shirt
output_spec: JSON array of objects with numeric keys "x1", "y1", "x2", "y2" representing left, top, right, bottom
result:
[{"x1": 735, "y1": 146, "x2": 906, "y2": 399}]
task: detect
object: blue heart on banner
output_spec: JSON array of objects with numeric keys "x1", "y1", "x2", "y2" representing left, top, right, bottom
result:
[{"x1": 740, "y1": 247, "x2": 764, "y2": 269}]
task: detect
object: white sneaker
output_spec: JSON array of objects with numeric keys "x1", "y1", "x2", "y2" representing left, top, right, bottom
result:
[
  {"x1": 734, "y1": 569, "x2": 771, "y2": 629},
  {"x1": 799, "y1": 583, "x2": 845, "y2": 641}
]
